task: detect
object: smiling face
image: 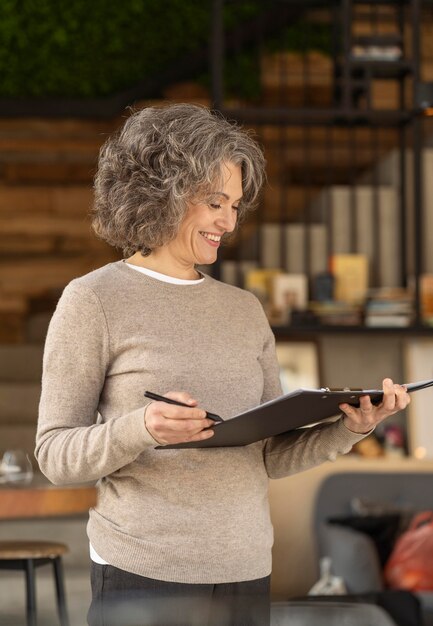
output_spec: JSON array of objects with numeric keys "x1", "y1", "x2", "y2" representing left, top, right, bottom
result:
[
  {"x1": 164, "y1": 161, "x2": 243, "y2": 272},
  {"x1": 126, "y1": 161, "x2": 244, "y2": 279}
]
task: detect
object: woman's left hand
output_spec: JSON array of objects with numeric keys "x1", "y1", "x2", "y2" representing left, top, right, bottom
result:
[{"x1": 339, "y1": 378, "x2": 410, "y2": 434}]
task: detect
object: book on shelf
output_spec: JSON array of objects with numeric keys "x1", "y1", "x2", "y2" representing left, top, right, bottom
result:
[
  {"x1": 364, "y1": 287, "x2": 414, "y2": 327},
  {"x1": 309, "y1": 224, "x2": 328, "y2": 276},
  {"x1": 260, "y1": 223, "x2": 328, "y2": 276},
  {"x1": 312, "y1": 272, "x2": 334, "y2": 302},
  {"x1": 269, "y1": 273, "x2": 308, "y2": 325},
  {"x1": 312, "y1": 185, "x2": 400, "y2": 288},
  {"x1": 353, "y1": 186, "x2": 400, "y2": 288},
  {"x1": 420, "y1": 274, "x2": 433, "y2": 324},
  {"x1": 284, "y1": 223, "x2": 328, "y2": 275},
  {"x1": 220, "y1": 260, "x2": 238, "y2": 287},
  {"x1": 309, "y1": 301, "x2": 363, "y2": 326},
  {"x1": 284, "y1": 223, "x2": 304, "y2": 274},
  {"x1": 351, "y1": 45, "x2": 402, "y2": 62},
  {"x1": 272, "y1": 273, "x2": 308, "y2": 310},
  {"x1": 329, "y1": 254, "x2": 369, "y2": 304},
  {"x1": 365, "y1": 315, "x2": 411, "y2": 328},
  {"x1": 377, "y1": 190, "x2": 400, "y2": 288},
  {"x1": 328, "y1": 188, "x2": 352, "y2": 255},
  {"x1": 220, "y1": 260, "x2": 258, "y2": 288},
  {"x1": 244, "y1": 268, "x2": 282, "y2": 311},
  {"x1": 261, "y1": 223, "x2": 281, "y2": 269}
]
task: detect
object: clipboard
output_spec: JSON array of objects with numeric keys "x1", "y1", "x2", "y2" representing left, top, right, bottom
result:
[{"x1": 157, "y1": 378, "x2": 433, "y2": 450}]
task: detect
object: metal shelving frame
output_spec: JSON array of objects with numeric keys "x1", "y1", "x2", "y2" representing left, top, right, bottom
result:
[{"x1": 210, "y1": 0, "x2": 427, "y2": 334}]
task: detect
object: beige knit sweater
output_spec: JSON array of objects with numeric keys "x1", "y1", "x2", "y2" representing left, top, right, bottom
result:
[{"x1": 36, "y1": 260, "x2": 366, "y2": 584}]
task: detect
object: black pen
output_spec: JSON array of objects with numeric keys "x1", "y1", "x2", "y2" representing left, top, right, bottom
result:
[{"x1": 144, "y1": 391, "x2": 223, "y2": 423}]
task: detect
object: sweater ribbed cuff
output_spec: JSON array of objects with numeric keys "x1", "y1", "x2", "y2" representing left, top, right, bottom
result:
[
  {"x1": 334, "y1": 416, "x2": 373, "y2": 447},
  {"x1": 114, "y1": 402, "x2": 158, "y2": 450}
]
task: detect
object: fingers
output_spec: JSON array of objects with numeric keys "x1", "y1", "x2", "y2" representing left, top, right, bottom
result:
[
  {"x1": 160, "y1": 404, "x2": 208, "y2": 423},
  {"x1": 381, "y1": 378, "x2": 397, "y2": 411},
  {"x1": 381, "y1": 378, "x2": 410, "y2": 413},
  {"x1": 344, "y1": 379, "x2": 409, "y2": 416},
  {"x1": 163, "y1": 390, "x2": 198, "y2": 407},
  {"x1": 394, "y1": 383, "x2": 410, "y2": 410},
  {"x1": 340, "y1": 396, "x2": 376, "y2": 434},
  {"x1": 144, "y1": 393, "x2": 215, "y2": 445},
  {"x1": 339, "y1": 378, "x2": 410, "y2": 434},
  {"x1": 339, "y1": 394, "x2": 373, "y2": 417}
]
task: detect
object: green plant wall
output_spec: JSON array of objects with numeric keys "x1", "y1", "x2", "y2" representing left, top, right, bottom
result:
[
  {"x1": 0, "y1": 0, "x2": 211, "y2": 97},
  {"x1": 0, "y1": 0, "x2": 329, "y2": 99}
]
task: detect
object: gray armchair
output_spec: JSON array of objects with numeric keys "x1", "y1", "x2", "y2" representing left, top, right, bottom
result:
[{"x1": 314, "y1": 471, "x2": 433, "y2": 626}]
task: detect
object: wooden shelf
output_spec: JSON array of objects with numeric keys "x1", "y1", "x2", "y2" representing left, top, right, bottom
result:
[
  {"x1": 220, "y1": 107, "x2": 414, "y2": 127},
  {"x1": 347, "y1": 58, "x2": 413, "y2": 79}
]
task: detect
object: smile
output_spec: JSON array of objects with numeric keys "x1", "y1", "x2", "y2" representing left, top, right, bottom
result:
[{"x1": 199, "y1": 232, "x2": 222, "y2": 246}]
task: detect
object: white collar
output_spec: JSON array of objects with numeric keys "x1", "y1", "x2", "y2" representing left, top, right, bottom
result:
[{"x1": 124, "y1": 262, "x2": 205, "y2": 285}]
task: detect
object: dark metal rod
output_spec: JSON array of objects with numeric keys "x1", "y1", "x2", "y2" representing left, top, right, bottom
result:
[
  {"x1": 349, "y1": 124, "x2": 357, "y2": 253},
  {"x1": 398, "y1": 113, "x2": 407, "y2": 287},
  {"x1": 412, "y1": 0, "x2": 422, "y2": 324},
  {"x1": 211, "y1": 0, "x2": 224, "y2": 111},
  {"x1": 209, "y1": 0, "x2": 224, "y2": 281},
  {"x1": 303, "y1": 125, "x2": 312, "y2": 280},
  {"x1": 397, "y1": 4, "x2": 409, "y2": 287},
  {"x1": 325, "y1": 125, "x2": 334, "y2": 260},
  {"x1": 413, "y1": 117, "x2": 423, "y2": 326},
  {"x1": 371, "y1": 126, "x2": 380, "y2": 288},
  {"x1": 278, "y1": 125, "x2": 287, "y2": 271},
  {"x1": 342, "y1": 0, "x2": 353, "y2": 111}
]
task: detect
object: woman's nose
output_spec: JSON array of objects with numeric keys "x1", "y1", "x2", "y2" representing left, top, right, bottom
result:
[{"x1": 216, "y1": 207, "x2": 237, "y2": 233}]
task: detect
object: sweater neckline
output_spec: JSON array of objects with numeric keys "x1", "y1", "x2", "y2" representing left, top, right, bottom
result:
[
  {"x1": 113, "y1": 260, "x2": 212, "y2": 291},
  {"x1": 124, "y1": 262, "x2": 205, "y2": 285}
]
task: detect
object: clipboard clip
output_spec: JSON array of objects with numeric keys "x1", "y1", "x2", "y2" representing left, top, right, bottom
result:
[{"x1": 321, "y1": 387, "x2": 363, "y2": 392}]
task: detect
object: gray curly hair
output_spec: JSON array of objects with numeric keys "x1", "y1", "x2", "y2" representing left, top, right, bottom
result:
[{"x1": 92, "y1": 103, "x2": 266, "y2": 257}]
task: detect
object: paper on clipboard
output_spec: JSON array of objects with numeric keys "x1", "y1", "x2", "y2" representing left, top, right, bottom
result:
[{"x1": 158, "y1": 379, "x2": 433, "y2": 450}]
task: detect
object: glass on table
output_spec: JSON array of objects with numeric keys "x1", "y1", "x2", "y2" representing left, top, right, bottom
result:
[{"x1": 0, "y1": 449, "x2": 33, "y2": 485}]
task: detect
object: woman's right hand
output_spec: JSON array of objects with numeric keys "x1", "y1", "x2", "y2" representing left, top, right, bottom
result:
[{"x1": 144, "y1": 391, "x2": 215, "y2": 445}]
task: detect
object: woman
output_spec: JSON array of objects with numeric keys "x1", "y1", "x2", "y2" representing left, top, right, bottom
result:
[{"x1": 36, "y1": 103, "x2": 409, "y2": 626}]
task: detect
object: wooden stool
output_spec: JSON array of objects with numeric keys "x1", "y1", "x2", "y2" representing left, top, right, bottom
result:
[{"x1": 0, "y1": 540, "x2": 69, "y2": 626}]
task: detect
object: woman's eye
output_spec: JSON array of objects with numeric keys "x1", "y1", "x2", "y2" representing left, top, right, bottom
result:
[{"x1": 208, "y1": 202, "x2": 240, "y2": 211}]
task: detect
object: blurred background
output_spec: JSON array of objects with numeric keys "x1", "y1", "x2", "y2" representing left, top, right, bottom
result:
[{"x1": 2, "y1": 1, "x2": 433, "y2": 624}]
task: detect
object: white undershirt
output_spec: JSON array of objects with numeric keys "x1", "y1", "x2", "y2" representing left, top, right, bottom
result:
[
  {"x1": 90, "y1": 262, "x2": 203, "y2": 565},
  {"x1": 123, "y1": 261, "x2": 205, "y2": 284}
]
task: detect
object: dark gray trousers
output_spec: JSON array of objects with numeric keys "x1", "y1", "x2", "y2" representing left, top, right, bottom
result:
[{"x1": 87, "y1": 562, "x2": 270, "y2": 626}]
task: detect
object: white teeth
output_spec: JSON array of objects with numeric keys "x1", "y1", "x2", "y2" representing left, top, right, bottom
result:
[{"x1": 200, "y1": 232, "x2": 221, "y2": 242}]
